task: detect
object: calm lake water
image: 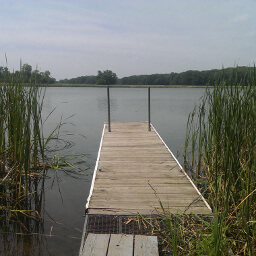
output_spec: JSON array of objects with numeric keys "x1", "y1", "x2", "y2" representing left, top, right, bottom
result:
[{"x1": 1, "y1": 87, "x2": 207, "y2": 255}]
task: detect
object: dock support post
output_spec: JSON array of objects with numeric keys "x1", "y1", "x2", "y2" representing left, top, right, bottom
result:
[
  {"x1": 107, "y1": 86, "x2": 111, "y2": 132},
  {"x1": 148, "y1": 87, "x2": 151, "y2": 131}
]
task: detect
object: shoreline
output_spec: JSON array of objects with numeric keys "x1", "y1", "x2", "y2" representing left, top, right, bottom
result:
[{"x1": 41, "y1": 83, "x2": 211, "y2": 88}]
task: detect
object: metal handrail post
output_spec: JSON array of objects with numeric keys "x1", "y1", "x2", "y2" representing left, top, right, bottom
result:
[
  {"x1": 148, "y1": 87, "x2": 151, "y2": 131},
  {"x1": 107, "y1": 86, "x2": 111, "y2": 132}
]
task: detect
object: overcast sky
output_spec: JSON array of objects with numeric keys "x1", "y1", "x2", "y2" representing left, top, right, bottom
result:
[{"x1": 1, "y1": 0, "x2": 255, "y2": 80}]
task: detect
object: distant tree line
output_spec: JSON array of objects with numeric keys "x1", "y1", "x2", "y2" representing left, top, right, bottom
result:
[
  {"x1": 2, "y1": 65, "x2": 252, "y2": 86},
  {"x1": 59, "y1": 70, "x2": 118, "y2": 85},
  {"x1": 58, "y1": 66, "x2": 254, "y2": 86},
  {"x1": 0, "y1": 63, "x2": 56, "y2": 84},
  {"x1": 119, "y1": 66, "x2": 255, "y2": 86},
  {"x1": 59, "y1": 75, "x2": 97, "y2": 84}
]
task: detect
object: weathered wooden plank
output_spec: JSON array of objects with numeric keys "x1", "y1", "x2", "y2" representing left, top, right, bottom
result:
[
  {"x1": 92, "y1": 185, "x2": 197, "y2": 193},
  {"x1": 95, "y1": 171, "x2": 183, "y2": 176},
  {"x1": 104, "y1": 138, "x2": 162, "y2": 142},
  {"x1": 101, "y1": 146, "x2": 169, "y2": 150},
  {"x1": 95, "y1": 175, "x2": 187, "y2": 181},
  {"x1": 97, "y1": 162, "x2": 179, "y2": 169},
  {"x1": 90, "y1": 198, "x2": 206, "y2": 206},
  {"x1": 107, "y1": 234, "x2": 133, "y2": 256},
  {"x1": 99, "y1": 160, "x2": 177, "y2": 165},
  {"x1": 89, "y1": 199, "x2": 206, "y2": 208},
  {"x1": 134, "y1": 235, "x2": 159, "y2": 256},
  {"x1": 96, "y1": 168, "x2": 184, "y2": 174},
  {"x1": 92, "y1": 186, "x2": 194, "y2": 194},
  {"x1": 96, "y1": 169, "x2": 181, "y2": 175},
  {"x1": 94, "y1": 178, "x2": 190, "y2": 185},
  {"x1": 90, "y1": 191, "x2": 202, "y2": 199},
  {"x1": 81, "y1": 233, "x2": 110, "y2": 256},
  {"x1": 89, "y1": 206, "x2": 211, "y2": 215},
  {"x1": 90, "y1": 197, "x2": 200, "y2": 207},
  {"x1": 89, "y1": 202, "x2": 207, "y2": 211},
  {"x1": 100, "y1": 152, "x2": 171, "y2": 157},
  {"x1": 103, "y1": 141, "x2": 164, "y2": 145},
  {"x1": 95, "y1": 175, "x2": 185, "y2": 181},
  {"x1": 101, "y1": 148, "x2": 170, "y2": 153},
  {"x1": 101, "y1": 142, "x2": 164, "y2": 147},
  {"x1": 90, "y1": 195, "x2": 205, "y2": 203},
  {"x1": 100, "y1": 156, "x2": 171, "y2": 161},
  {"x1": 103, "y1": 132, "x2": 159, "y2": 136},
  {"x1": 102, "y1": 144, "x2": 164, "y2": 148}
]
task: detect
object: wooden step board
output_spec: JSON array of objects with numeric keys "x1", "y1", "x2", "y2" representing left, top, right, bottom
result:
[{"x1": 81, "y1": 233, "x2": 159, "y2": 256}]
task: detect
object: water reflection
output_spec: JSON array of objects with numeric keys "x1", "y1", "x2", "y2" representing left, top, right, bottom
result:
[
  {"x1": 0, "y1": 175, "x2": 46, "y2": 255},
  {"x1": 97, "y1": 97, "x2": 118, "y2": 112}
]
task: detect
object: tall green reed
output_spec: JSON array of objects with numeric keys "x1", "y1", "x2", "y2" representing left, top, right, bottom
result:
[
  {"x1": 184, "y1": 67, "x2": 256, "y2": 255},
  {"x1": 0, "y1": 72, "x2": 46, "y2": 223},
  {"x1": 0, "y1": 69, "x2": 86, "y2": 255}
]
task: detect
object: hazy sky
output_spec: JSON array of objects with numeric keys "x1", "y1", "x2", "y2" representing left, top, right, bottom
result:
[{"x1": 1, "y1": 0, "x2": 255, "y2": 80}]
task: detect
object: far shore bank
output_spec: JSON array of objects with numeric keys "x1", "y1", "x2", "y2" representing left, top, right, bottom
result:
[{"x1": 41, "y1": 83, "x2": 211, "y2": 88}]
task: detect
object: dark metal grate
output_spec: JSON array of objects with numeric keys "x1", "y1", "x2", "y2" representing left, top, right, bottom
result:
[{"x1": 85, "y1": 214, "x2": 161, "y2": 235}]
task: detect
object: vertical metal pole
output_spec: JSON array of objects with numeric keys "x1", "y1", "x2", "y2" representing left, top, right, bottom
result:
[
  {"x1": 148, "y1": 87, "x2": 151, "y2": 131},
  {"x1": 107, "y1": 86, "x2": 111, "y2": 132}
]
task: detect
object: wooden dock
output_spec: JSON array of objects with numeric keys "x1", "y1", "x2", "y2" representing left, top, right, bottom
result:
[
  {"x1": 80, "y1": 122, "x2": 211, "y2": 255},
  {"x1": 86, "y1": 122, "x2": 211, "y2": 215}
]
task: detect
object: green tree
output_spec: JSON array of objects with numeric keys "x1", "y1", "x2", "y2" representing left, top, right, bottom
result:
[
  {"x1": 97, "y1": 70, "x2": 117, "y2": 85},
  {"x1": 38, "y1": 70, "x2": 55, "y2": 84},
  {"x1": 31, "y1": 70, "x2": 39, "y2": 80},
  {"x1": 0, "y1": 66, "x2": 9, "y2": 79},
  {"x1": 21, "y1": 63, "x2": 32, "y2": 82}
]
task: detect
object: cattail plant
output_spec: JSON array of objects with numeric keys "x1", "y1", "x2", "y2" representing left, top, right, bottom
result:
[
  {"x1": 184, "y1": 67, "x2": 256, "y2": 255},
  {"x1": 0, "y1": 71, "x2": 46, "y2": 226}
]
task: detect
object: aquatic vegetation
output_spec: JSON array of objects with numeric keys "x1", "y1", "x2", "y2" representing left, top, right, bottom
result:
[
  {"x1": 0, "y1": 70, "x2": 87, "y2": 255},
  {"x1": 182, "y1": 67, "x2": 256, "y2": 255},
  {"x1": 0, "y1": 72, "x2": 47, "y2": 216},
  {"x1": 0, "y1": 72, "x2": 49, "y2": 255},
  {"x1": 0, "y1": 73, "x2": 84, "y2": 225},
  {"x1": 149, "y1": 68, "x2": 255, "y2": 255}
]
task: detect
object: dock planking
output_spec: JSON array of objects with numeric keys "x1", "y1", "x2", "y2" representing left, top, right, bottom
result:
[
  {"x1": 81, "y1": 234, "x2": 159, "y2": 256},
  {"x1": 86, "y1": 122, "x2": 211, "y2": 215}
]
